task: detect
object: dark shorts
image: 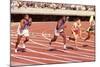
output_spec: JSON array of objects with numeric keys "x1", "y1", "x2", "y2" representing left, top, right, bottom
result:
[
  {"x1": 73, "y1": 28, "x2": 80, "y2": 34},
  {"x1": 87, "y1": 27, "x2": 94, "y2": 32}
]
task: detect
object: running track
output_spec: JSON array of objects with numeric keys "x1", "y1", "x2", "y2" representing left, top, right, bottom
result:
[{"x1": 11, "y1": 22, "x2": 95, "y2": 66}]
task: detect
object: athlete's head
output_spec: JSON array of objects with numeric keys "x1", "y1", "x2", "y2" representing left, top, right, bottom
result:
[
  {"x1": 62, "y1": 16, "x2": 69, "y2": 22},
  {"x1": 76, "y1": 18, "x2": 81, "y2": 24},
  {"x1": 62, "y1": 16, "x2": 66, "y2": 21},
  {"x1": 29, "y1": 18, "x2": 32, "y2": 26},
  {"x1": 29, "y1": 18, "x2": 32, "y2": 22},
  {"x1": 66, "y1": 16, "x2": 69, "y2": 21},
  {"x1": 24, "y1": 14, "x2": 29, "y2": 20},
  {"x1": 77, "y1": 19, "x2": 81, "y2": 23}
]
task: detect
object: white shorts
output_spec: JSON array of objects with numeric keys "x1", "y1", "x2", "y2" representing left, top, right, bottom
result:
[
  {"x1": 54, "y1": 29, "x2": 64, "y2": 36},
  {"x1": 17, "y1": 29, "x2": 29, "y2": 36}
]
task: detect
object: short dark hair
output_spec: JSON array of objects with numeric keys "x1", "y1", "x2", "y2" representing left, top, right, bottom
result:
[
  {"x1": 22, "y1": 14, "x2": 29, "y2": 18},
  {"x1": 75, "y1": 17, "x2": 81, "y2": 21},
  {"x1": 24, "y1": 14, "x2": 29, "y2": 17}
]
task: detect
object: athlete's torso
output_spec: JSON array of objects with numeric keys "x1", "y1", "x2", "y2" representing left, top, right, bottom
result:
[
  {"x1": 21, "y1": 19, "x2": 30, "y2": 30},
  {"x1": 17, "y1": 19, "x2": 30, "y2": 33},
  {"x1": 56, "y1": 19, "x2": 65, "y2": 30},
  {"x1": 23, "y1": 19, "x2": 30, "y2": 29}
]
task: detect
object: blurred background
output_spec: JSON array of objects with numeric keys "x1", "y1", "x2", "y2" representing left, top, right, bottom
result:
[{"x1": 11, "y1": 0, "x2": 95, "y2": 22}]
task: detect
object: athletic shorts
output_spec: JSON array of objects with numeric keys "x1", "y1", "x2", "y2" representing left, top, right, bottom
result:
[
  {"x1": 17, "y1": 29, "x2": 29, "y2": 36},
  {"x1": 73, "y1": 29, "x2": 80, "y2": 34},
  {"x1": 54, "y1": 29, "x2": 64, "y2": 36}
]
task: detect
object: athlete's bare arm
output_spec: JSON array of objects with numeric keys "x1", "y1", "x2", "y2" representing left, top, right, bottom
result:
[
  {"x1": 71, "y1": 23, "x2": 76, "y2": 31},
  {"x1": 29, "y1": 18, "x2": 32, "y2": 26},
  {"x1": 20, "y1": 19, "x2": 25, "y2": 29}
]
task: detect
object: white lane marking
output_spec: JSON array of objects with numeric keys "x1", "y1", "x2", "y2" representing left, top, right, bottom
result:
[
  {"x1": 11, "y1": 33, "x2": 94, "y2": 59},
  {"x1": 43, "y1": 32, "x2": 94, "y2": 43},
  {"x1": 11, "y1": 47, "x2": 94, "y2": 62},
  {"x1": 29, "y1": 39, "x2": 94, "y2": 58},
  {"x1": 43, "y1": 32, "x2": 94, "y2": 46},
  {"x1": 11, "y1": 61, "x2": 27, "y2": 66},
  {"x1": 28, "y1": 37, "x2": 94, "y2": 50},
  {"x1": 11, "y1": 32, "x2": 94, "y2": 48},
  {"x1": 11, "y1": 30, "x2": 94, "y2": 43},
  {"x1": 10, "y1": 31, "x2": 94, "y2": 60},
  {"x1": 42, "y1": 32, "x2": 95, "y2": 52},
  {"x1": 12, "y1": 54, "x2": 70, "y2": 63},
  {"x1": 27, "y1": 40, "x2": 94, "y2": 54},
  {"x1": 11, "y1": 42, "x2": 82, "y2": 62},
  {"x1": 28, "y1": 39, "x2": 94, "y2": 55},
  {"x1": 11, "y1": 54, "x2": 46, "y2": 64},
  {"x1": 11, "y1": 32, "x2": 94, "y2": 57}
]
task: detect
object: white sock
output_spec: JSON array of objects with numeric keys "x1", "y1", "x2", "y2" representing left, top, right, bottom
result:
[
  {"x1": 64, "y1": 45, "x2": 67, "y2": 49},
  {"x1": 15, "y1": 48, "x2": 17, "y2": 53},
  {"x1": 22, "y1": 44, "x2": 26, "y2": 48}
]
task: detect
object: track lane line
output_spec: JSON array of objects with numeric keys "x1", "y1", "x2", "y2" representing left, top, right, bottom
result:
[
  {"x1": 42, "y1": 32, "x2": 95, "y2": 52},
  {"x1": 11, "y1": 42, "x2": 82, "y2": 62}
]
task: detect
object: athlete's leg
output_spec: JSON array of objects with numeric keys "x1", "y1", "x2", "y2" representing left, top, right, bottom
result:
[
  {"x1": 79, "y1": 30, "x2": 82, "y2": 39},
  {"x1": 21, "y1": 29, "x2": 30, "y2": 48},
  {"x1": 60, "y1": 32, "x2": 66, "y2": 45},
  {"x1": 48, "y1": 29, "x2": 59, "y2": 50},
  {"x1": 15, "y1": 35, "x2": 22, "y2": 52},
  {"x1": 73, "y1": 32, "x2": 78, "y2": 48},
  {"x1": 49, "y1": 35, "x2": 58, "y2": 45},
  {"x1": 91, "y1": 31, "x2": 95, "y2": 35},
  {"x1": 15, "y1": 35, "x2": 22, "y2": 48},
  {"x1": 24, "y1": 36, "x2": 29, "y2": 43},
  {"x1": 82, "y1": 31, "x2": 91, "y2": 47},
  {"x1": 48, "y1": 35, "x2": 58, "y2": 50},
  {"x1": 60, "y1": 32, "x2": 67, "y2": 49},
  {"x1": 22, "y1": 36, "x2": 29, "y2": 48},
  {"x1": 84, "y1": 31, "x2": 91, "y2": 41}
]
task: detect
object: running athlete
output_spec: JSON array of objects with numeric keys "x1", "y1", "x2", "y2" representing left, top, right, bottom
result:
[
  {"x1": 15, "y1": 14, "x2": 32, "y2": 53},
  {"x1": 84, "y1": 16, "x2": 95, "y2": 41},
  {"x1": 71, "y1": 18, "x2": 81, "y2": 48},
  {"x1": 49, "y1": 16, "x2": 69, "y2": 50}
]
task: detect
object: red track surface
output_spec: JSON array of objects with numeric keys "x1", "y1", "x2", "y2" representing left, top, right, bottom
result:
[{"x1": 11, "y1": 21, "x2": 95, "y2": 66}]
